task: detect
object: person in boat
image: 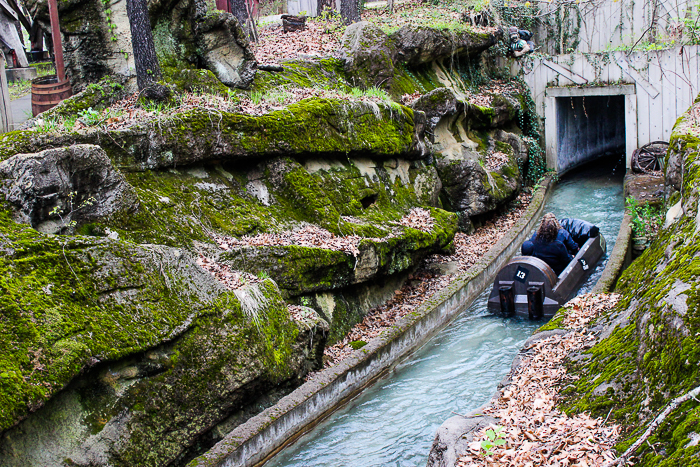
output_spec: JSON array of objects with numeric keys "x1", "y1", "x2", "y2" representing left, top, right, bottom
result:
[
  {"x1": 559, "y1": 218, "x2": 600, "y2": 247},
  {"x1": 527, "y1": 213, "x2": 579, "y2": 256},
  {"x1": 526, "y1": 215, "x2": 573, "y2": 275}
]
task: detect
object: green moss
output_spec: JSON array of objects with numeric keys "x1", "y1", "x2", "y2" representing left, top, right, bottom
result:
[
  {"x1": 162, "y1": 67, "x2": 230, "y2": 96},
  {"x1": 349, "y1": 340, "x2": 367, "y2": 350},
  {"x1": 251, "y1": 58, "x2": 350, "y2": 93},
  {"x1": 389, "y1": 62, "x2": 443, "y2": 99},
  {"x1": 0, "y1": 207, "x2": 235, "y2": 432},
  {"x1": 43, "y1": 76, "x2": 126, "y2": 120}
]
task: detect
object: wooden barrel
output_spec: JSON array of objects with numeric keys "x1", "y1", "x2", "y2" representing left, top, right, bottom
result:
[{"x1": 31, "y1": 75, "x2": 72, "y2": 117}]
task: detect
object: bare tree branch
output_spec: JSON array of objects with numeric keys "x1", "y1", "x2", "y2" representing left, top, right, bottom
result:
[{"x1": 603, "y1": 384, "x2": 700, "y2": 467}]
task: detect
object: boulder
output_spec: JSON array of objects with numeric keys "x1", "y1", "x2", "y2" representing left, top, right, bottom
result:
[
  {"x1": 427, "y1": 415, "x2": 498, "y2": 467},
  {"x1": 0, "y1": 275, "x2": 328, "y2": 467},
  {"x1": 436, "y1": 156, "x2": 521, "y2": 230},
  {"x1": 391, "y1": 25, "x2": 497, "y2": 66},
  {"x1": 488, "y1": 94, "x2": 520, "y2": 127},
  {"x1": 0, "y1": 144, "x2": 138, "y2": 234},
  {"x1": 192, "y1": 5, "x2": 257, "y2": 88},
  {"x1": 494, "y1": 129, "x2": 528, "y2": 164},
  {"x1": 339, "y1": 22, "x2": 396, "y2": 89},
  {"x1": 412, "y1": 88, "x2": 459, "y2": 136}
]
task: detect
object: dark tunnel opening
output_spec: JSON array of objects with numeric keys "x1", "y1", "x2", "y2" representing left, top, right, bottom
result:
[{"x1": 556, "y1": 95, "x2": 626, "y2": 174}]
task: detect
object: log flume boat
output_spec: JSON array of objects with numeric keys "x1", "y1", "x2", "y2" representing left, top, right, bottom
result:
[{"x1": 487, "y1": 232, "x2": 606, "y2": 320}]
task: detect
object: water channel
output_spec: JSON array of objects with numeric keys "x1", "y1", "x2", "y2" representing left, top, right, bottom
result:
[{"x1": 266, "y1": 157, "x2": 625, "y2": 467}]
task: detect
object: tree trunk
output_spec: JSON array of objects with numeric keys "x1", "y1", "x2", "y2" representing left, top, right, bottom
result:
[
  {"x1": 340, "y1": 0, "x2": 360, "y2": 24},
  {"x1": 231, "y1": 0, "x2": 249, "y2": 32},
  {"x1": 317, "y1": 0, "x2": 334, "y2": 16},
  {"x1": 388, "y1": 0, "x2": 393, "y2": 14},
  {"x1": 126, "y1": 0, "x2": 161, "y2": 90}
]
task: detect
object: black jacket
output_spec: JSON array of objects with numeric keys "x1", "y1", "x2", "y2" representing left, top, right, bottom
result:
[
  {"x1": 530, "y1": 239, "x2": 573, "y2": 275},
  {"x1": 560, "y1": 218, "x2": 600, "y2": 247},
  {"x1": 529, "y1": 229, "x2": 579, "y2": 256}
]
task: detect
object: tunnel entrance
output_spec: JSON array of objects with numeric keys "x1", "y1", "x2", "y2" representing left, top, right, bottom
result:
[
  {"x1": 556, "y1": 95, "x2": 625, "y2": 172},
  {"x1": 544, "y1": 85, "x2": 636, "y2": 175}
]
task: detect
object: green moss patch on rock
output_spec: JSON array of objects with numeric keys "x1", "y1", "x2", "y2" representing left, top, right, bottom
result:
[
  {"x1": 0, "y1": 277, "x2": 327, "y2": 467},
  {"x1": 251, "y1": 58, "x2": 350, "y2": 93}
]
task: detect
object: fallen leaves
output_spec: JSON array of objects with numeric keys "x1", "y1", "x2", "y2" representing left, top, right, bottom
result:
[
  {"x1": 428, "y1": 190, "x2": 534, "y2": 273},
  {"x1": 399, "y1": 207, "x2": 434, "y2": 232},
  {"x1": 196, "y1": 255, "x2": 263, "y2": 290},
  {"x1": 211, "y1": 208, "x2": 433, "y2": 259},
  {"x1": 252, "y1": 0, "x2": 496, "y2": 65},
  {"x1": 255, "y1": 20, "x2": 343, "y2": 66},
  {"x1": 458, "y1": 293, "x2": 622, "y2": 467},
  {"x1": 486, "y1": 151, "x2": 511, "y2": 171},
  {"x1": 213, "y1": 225, "x2": 367, "y2": 257}
]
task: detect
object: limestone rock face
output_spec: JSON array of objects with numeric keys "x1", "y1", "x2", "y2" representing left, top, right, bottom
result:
[
  {"x1": 548, "y1": 107, "x2": 700, "y2": 466},
  {"x1": 220, "y1": 156, "x2": 455, "y2": 297},
  {"x1": 339, "y1": 22, "x2": 396, "y2": 89},
  {"x1": 412, "y1": 88, "x2": 459, "y2": 135},
  {"x1": 0, "y1": 277, "x2": 327, "y2": 467},
  {"x1": 436, "y1": 156, "x2": 520, "y2": 228},
  {"x1": 9, "y1": 99, "x2": 426, "y2": 170},
  {"x1": 418, "y1": 90, "x2": 524, "y2": 231},
  {"x1": 391, "y1": 25, "x2": 497, "y2": 66},
  {"x1": 0, "y1": 144, "x2": 138, "y2": 234}
]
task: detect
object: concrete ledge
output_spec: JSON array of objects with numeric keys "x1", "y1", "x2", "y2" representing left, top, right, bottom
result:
[
  {"x1": 545, "y1": 84, "x2": 636, "y2": 97},
  {"x1": 188, "y1": 176, "x2": 553, "y2": 467},
  {"x1": 591, "y1": 213, "x2": 632, "y2": 294},
  {"x1": 6, "y1": 67, "x2": 37, "y2": 83}
]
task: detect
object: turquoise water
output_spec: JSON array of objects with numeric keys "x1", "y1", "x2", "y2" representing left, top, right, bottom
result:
[{"x1": 266, "y1": 158, "x2": 625, "y2": 467}]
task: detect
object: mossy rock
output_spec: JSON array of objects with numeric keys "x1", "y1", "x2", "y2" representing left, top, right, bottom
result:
[
  {"x1": 0, "y1": 278, "x2": 326, "y2": 466},
  {"x1": 555, "y1": 106, "x2": 700, "y2": 465},
  {"x1": 3, "y1": 98, "x2": 425, "y2": 170},
  {"x1": 0, "y1": 209, "x2": 228, "y2": 433},
  {"x1": 391, "y1": 25, "x2": 498, "y2": 67},
  {"x1": 251, "y1": 58, "x2": 350, "y2": 93}
]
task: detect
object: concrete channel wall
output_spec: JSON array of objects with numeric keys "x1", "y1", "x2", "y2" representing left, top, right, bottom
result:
[
  {"x1": 591, "y1": 213, "x2": 632, "y2": 294},
  {"x1": 189, "y1": 177, "x2": 553, "y2": 467}
]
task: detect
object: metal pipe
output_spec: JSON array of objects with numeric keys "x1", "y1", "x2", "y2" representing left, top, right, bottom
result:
[
  {"x1": 527, "y1": 286, "x2": 543, "y2": 320},
  {"x1": 47, "y1": 0, "x2": 65, "y2": 82},
  {"x1": 498, "y1": 285, "x2": 515, "y2": 315}
]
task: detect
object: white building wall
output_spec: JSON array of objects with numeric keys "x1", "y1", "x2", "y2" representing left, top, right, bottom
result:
[{"x1": 507, "y1": 45, "x2": 700, "y2": 173}]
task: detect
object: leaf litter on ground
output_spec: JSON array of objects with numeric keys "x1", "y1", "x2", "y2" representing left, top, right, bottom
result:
[{"x1": 458, "y1": 293, "x2": 623, "y2": 467}]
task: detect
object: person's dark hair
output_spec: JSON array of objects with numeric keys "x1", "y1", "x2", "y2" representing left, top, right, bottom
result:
[
  {"x1": 543, "y1": 212, "x2": 561, "y2": 229},
  {"x1": 536, "y1": 217, "x2": 558, "y2": 243}
]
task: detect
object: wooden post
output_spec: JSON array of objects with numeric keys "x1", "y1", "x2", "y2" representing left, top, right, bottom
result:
[
  {"x1": 0, "y1": 54, "x2": 14, "y2": 132},
  {"x1": 216, "y1": 0, "x2": 231, "y2": 12},
  {"x1": 47, "y1": 0, "x2": 65, "y2": 82}
]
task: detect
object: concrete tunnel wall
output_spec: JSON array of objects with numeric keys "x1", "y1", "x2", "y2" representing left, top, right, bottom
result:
[{"x1": 555, "y1": 95, "x2": 626, "y2": 174}]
